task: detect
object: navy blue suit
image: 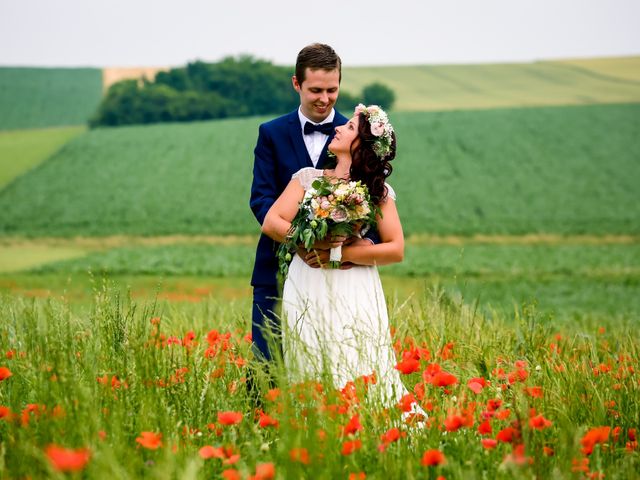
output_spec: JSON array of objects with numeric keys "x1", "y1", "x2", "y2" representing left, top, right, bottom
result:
[{"x1": 250, "y1": 109, "x2": 348, "y2": 361}]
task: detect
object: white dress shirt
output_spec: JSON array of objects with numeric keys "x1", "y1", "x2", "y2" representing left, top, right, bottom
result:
[{"x1": 298, "y1": 108, "x2": 335, "y2": 167}]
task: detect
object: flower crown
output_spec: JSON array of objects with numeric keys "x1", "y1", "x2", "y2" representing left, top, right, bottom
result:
[{"x1": 354, "y1": 103, "x2": 394, "y2": 159}]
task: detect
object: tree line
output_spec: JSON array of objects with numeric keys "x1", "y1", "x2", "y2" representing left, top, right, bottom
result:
[{"x1": 89, "y1": 56, "x2": 396, "y2": 127}]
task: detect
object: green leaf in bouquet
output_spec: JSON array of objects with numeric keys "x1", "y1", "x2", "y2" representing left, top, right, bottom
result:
[
  {"x1": 303, "y1": 229, "x2": 314, "y2": 248},
  {"x1": 318, "y1": 219, "x2": 328, "y2": 239}
]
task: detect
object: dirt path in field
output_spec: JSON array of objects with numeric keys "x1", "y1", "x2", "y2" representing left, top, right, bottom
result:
[{"x1": 1, "y1": 234, "x2": 638, "y2": 250}]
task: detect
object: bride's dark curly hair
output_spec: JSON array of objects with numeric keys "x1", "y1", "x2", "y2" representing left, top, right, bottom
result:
[{"x1": 349, "y1": 113, "x2": 396, "y2": 205}]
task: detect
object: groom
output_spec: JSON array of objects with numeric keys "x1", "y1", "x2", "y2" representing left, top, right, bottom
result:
[{"x1": 249, "y1": 43, "x2": 348, "y2": 363}]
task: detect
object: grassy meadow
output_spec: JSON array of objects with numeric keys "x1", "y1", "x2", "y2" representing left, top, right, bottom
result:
[{"x1": 1, "y1": 58, "x2": 639, "y2": 478}]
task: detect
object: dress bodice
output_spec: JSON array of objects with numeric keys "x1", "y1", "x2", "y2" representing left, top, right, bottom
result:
[{"x1": 291, "y1": 167, "x2": 396, "y2": 201}]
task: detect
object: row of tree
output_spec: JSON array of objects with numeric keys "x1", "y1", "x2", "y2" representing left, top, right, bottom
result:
[{"x1": 89, "y1": 56, "x2": 395, "y2": 127}]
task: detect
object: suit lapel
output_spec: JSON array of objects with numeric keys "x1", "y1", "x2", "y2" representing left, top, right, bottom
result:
[
  {"x1": 287, "y1": 112, "x2": 313, "y2": 168},
  {"x1": 316, "y1": 135, "x2": 335, "y2": 169}
]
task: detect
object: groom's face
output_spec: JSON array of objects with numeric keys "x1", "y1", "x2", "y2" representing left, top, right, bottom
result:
[{"x1": 292, "y1": 68, "x2": 340, "y2": 123}]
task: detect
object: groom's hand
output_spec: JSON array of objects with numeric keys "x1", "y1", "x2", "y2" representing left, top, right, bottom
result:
[{"x1": 298, "y1": 248, "x2": 354, "y2": 270}]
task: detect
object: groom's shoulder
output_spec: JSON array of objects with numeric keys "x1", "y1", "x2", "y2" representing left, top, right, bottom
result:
[{"x1": 334, "y1": 109, "x2": 349, "y2": 125}]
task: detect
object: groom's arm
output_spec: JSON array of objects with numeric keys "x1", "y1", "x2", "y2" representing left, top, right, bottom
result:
[{"x1": 250, "y1": 124, "x2": 278, "y2": 226}]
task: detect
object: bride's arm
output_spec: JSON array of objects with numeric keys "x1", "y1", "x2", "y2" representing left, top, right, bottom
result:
[
  {"x1": 261, "y1": 179, "x2": 305, "y2": 243},
  {"x1": 340, "y1": 197, "x2": 404, "y2": 266}
]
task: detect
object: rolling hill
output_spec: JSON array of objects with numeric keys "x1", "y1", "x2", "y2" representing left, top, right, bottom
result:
[{"x1": 0, "y1": 103, "x2": 638, "y2": 238}]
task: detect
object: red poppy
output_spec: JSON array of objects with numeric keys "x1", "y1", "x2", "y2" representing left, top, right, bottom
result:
[
  {"x1": 395, "y1": 358, "x2": 420, "y2": 375},
  {"x1": 581, "y1": 427, "x2": 610, "y2": 455},
  {"x1": 468, "y1": 381, "x2": 483, "y2": 394},
  {"x1": 341, "y1": 439, "x2": 362, "y2": 455},
  {"x1": 358, "y1": 372, "x2": 377, "y2": 386},
  {"x1": 136, "y1": 432, "x2": 162, "y2": 450},
  {"x1": 222, "y1": 469, "x2": 241, "y2": 480},
  {"x1": 252, "y1": 462, "x2": 275, "y2": 480},
  {"x1": 343, "y1": 414, "x2": 363, "y2": 435},
  {"x1": 430, "y1": 371, "x2": 458, "y2": 388},
  {"x1": 258, "y1": 410, "x2": 279, "y2": 428},
  {"x1": 571, "y1": 457, "x2": 590, "y2": 473},
  {"x1": 496, "y1": 427, "x2": 517, "y2": 443},
  {"x1": 507, "y1": 368, "x2": 528, "y2": 384},
  {"x1": 439, "y1": 342, "x2": 455, "y2": 360},
  {"x1": 444, "y1": 414, "x2": 465, "y2": 432},
  {"x1": 349, "y1": 473, "x2": 366, "y2": 480},
  {"x1": 477, "y1": 419, "x2": 493, "y2": 435},
  {"x1": 45, "y1": 445, "x2": 90, "y2": 472},
  {"x1": 495, "y1": 409, "x2": 511, "y2": 420},
  {"x1": 290, "y1": 447, "x2": 310, "y2": 465},
  {"x1": 0, "y1": 406, "x2": 11, "y2": 420},
  {"x1": 182, "y1": 330, "x2": 197, "y2": 348},
  {"x1": 481, "y1": 438, "x2": 498, "y2": 449},
  {"x1": 529, "y1": 414, "x2": 552, "y2": 430},
  {"x1": 218, "y1": 411, "x2": 243, "y2": 425},
  {"x1": 201, "y1": 445, "x2": 239, "y2": 463},
  {"x1": 421, "y1": 449, "x2": 446, "y2": 466},
  {"x1": 380, "y1": 427, "x2": 403, "y2": 444},
  {"x1": 265, "y1": 388, "x2": 281, "y2": 402},
  {"x1": 21, "y1": 403, "x2": 46, "y2": 426},
  {"x1": 487, "y1": 399, "x2": 502, "y2": 412},
  {"x1": 199, "y1": 445, "x2": 224, "y2": 459},
  {"x1": 397, "y1": 393, "x2": 416, "y2": 413},
  {"x1": 0, "y1": 367, "x2": 12, "y2": 381},
  {"x1": 503, "y1": 444, "x2": 532, "y2": 466},
  {"x1": 524, "y1": 386, "x2": 543, "y2": 398}
]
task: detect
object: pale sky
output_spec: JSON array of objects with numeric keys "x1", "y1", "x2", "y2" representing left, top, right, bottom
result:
[{"x1": 1, "y1": 0, "x2": 639, "y2": 68}]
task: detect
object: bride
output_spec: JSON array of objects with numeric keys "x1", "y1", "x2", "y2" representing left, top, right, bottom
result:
[{"x1": 262, "y1": 104, "x2": 412, "y2": 408}]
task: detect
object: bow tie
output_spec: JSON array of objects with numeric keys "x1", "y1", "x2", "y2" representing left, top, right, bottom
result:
[{"x1": 304, "y1": 121, "x2": 334, "y2": 135}]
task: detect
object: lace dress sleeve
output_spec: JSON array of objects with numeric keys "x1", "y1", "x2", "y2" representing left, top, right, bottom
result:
[
  {"x1": 384, "y1": 183, "x2": 396, "y2": 202},
  {"x1": 292, "y1": 167, "x2": 323, "y2": 190}
]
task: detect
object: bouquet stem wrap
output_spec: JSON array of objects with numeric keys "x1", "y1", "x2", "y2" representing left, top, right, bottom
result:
[{"x1": 329, "y1": 245, "x2": 342, "y2": 269}]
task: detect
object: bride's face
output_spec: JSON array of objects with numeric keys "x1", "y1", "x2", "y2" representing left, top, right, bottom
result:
[{"x1": 329, "y1": 115, "x2": 360, "y2": 155}]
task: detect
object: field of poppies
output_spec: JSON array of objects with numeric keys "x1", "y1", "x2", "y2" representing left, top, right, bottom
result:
[
  {"x1": 1, "y1": 283, "x2": 638, "y2": 479},
  {"x1": 1, "y1": 60, "x2": 638, "y2": 478}
]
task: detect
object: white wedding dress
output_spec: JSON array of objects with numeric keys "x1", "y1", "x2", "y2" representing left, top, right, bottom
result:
[{"x1": 281, "y1": 167, "x2": 411, "y2": 407}]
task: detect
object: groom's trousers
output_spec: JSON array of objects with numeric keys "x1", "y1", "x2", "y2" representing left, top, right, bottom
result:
[{"x1": 251, "y1": 284, "x2": 282, "y2": 363}]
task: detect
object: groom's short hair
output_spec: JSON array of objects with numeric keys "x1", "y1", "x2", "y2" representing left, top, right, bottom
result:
[{"x1": 295, "y1": 43, "x2": 342, "y2": 85}]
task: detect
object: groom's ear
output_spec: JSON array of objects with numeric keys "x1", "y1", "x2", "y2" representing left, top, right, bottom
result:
[{"x1": 292, "y1": 76, "x2": 301, "y2": 92}]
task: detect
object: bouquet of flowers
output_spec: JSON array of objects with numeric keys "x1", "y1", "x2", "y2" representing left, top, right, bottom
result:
[{"x1": 277, "y1": 177, "x2": 378, "y2": 275}]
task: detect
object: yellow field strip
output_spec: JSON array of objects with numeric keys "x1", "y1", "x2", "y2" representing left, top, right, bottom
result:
[{"x1": 1, "y1": 234, "x2": 638, "y2": 249}]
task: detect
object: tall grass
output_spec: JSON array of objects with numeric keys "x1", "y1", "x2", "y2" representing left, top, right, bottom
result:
[{"x1": 0, "y1": 285, "x2": 638, "y2": 478}]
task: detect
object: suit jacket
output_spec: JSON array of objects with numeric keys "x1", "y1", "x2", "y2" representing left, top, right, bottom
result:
[{"x1": 250, "y1": 109, "x2": 349, "y2": 287}]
